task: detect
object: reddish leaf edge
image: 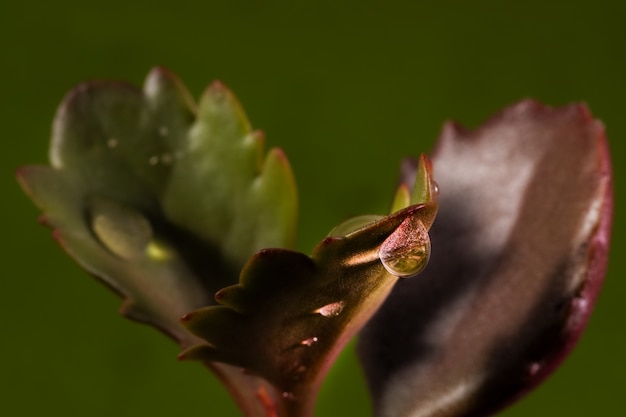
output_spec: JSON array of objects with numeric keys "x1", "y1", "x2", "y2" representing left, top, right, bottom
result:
[
  {"x1": 364, "y1": 100, "x2": 614, "y2": 417},
  {"x1": 487, "y1": 102, "x2": 614, "y2": 413}
]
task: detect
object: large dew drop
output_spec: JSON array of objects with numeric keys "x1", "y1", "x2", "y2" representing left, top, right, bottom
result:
[
  {"x1": 90, "y1": 197, "x2": 153, "y2": 260},
  {"x1": 379, "y1": 216, "x2": 430, "y2": 278}
]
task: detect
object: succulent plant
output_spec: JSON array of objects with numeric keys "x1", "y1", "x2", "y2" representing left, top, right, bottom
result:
[{"x1": 17, "y1": 68, "x2": 612, "y2": 417}]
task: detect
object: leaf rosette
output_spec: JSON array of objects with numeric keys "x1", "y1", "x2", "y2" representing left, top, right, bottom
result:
[
  {"x1": 18, "y1": 69, "x2": 612, "y2": 417},
  {"x1": 17, "y1": 68, "x2": 440, "y2": 417}
]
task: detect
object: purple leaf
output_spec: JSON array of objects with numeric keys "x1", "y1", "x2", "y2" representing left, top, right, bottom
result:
[{"x1": 358, "y1": 100, "x2": 613, "y2": 417}]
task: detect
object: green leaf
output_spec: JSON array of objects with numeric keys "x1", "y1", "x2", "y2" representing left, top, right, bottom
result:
[
  {"x1": 179, "y1": 156, "x2": 438, "y2": 417},
  {"x1": 17, "y1": 68, "x2": 297, "y2": 416},
  {"x1": 162, "y1": 81, "x2": 297, "y2": 269},
  {"x1": 358, "y1": 101, "x2": 613, "y2": 417}
]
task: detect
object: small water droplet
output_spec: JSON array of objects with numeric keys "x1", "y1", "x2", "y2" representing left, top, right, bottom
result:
[
  {"x1": 282, "y1": 392, "x2": 295, "y2": 400},
  {"x1": 160, "y1": 152, "x2": 174, "y2": 165},
  {"x1": 314, "y1": 301, "x2": 345, "y2": 317},
  {"x1": 148, "y1": 155, "x2": 159, "y2": 165},
  {"x1": 146, "y1": 241, "x2": 172, "y2": 261},
  {"x1": 567, "y1": 296, "x2": 589, "y2": 329},
  {"x1": 527, "y1": 362, "x2": 541, "y2": 377},
  {"x1": 159, "y1": 126, "x2": 169, "y2": 136},
  {"x1": 432, "y1": 180, "x2": 440, "y2": 196},
  {"x1": 107, "y1": 138, "x2": 118, "y2": 148},
  {"x1": 90, "y1": 198, "x2": 153, "y2": 260},
  {"x1": 300, "y1": 337, "x2": 318, "y2": 347},
  {"x1": 572, "y1": 296, "x2": 589, "y2": 312},
  {"x1": 282, "y1": 359, "x2": 308, "y2": 382},
  {"x1": 379, "y1": 216, "x2": 430, "y2": 278},
  {"x1": 289, "y1": 364, "x2": 307, "y2": 381}
]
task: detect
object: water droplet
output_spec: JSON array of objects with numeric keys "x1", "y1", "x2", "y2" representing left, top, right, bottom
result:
[
  {"x1": 149, "y1": 153, "x2": 175, "y2": 166},
  {"x1": 146, "y1": 241, "x2": 172, "y2": 261},
  {"x1": 567, "y1": 296, "x2": 589, "y2": 329},
  {"x1": 289, "y1": 364, "x2": 307, "y2": 381},
  {"x1": 432, "y1": 180, "x2": 440, "y2": 196},
  {"x1": 159, "y1": 126, "x2": 169, "y2": 136},
  {"x1": 572, "y1": 296, "x2": 589, "y2": 312},
  {"x1": 160, "y1": 153, "x2": 174, "y2": 165},
  {"x1": 300, "y1": 337, "x2": 318, "y2": 347},
  {"x1": 281, "y1": 358, "x2": 306, "y2": 381},
  {"x1": 379, "y1": 216, "x2": 430, "y2": 278},
  {"x1": 107, "y1": 138, "x2": 118, "y2": 148},
  {"x1": 90, "y1": 198, "x2": 153, "y2": 260},
  {"x1": 527, "y1": 362, "x2": 542, "y2": 377},
  {"x1": 282, "y1": 392, "x2": 295, "y2": 400},
  {"x1": 314, "y1": 301, "x2": 345, "y2": 317}
]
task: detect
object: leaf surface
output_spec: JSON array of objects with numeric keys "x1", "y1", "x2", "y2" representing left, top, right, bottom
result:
[
  {"x1": 180, "y1": 156, "x2": 438, "y2": 417},
  {"x1": 358, "y1": 100, "x2": 613, "y2": 417},
  {"x1": 17, "y1": 68, "x2": 297, "y2": 417}
]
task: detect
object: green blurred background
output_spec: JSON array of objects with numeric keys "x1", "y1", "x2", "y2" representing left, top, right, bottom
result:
[{"x1": 1, "y1": 0, "x2": 623, "y2": 416}]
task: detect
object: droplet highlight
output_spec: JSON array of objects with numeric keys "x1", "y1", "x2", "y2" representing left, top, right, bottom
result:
[
  {"x1": 90, "y1": 198, "x2": 153, "y2": 260},
  {"x1": 567, "y1": 296, "x2": 590, "y2": 329},
  {"x1": 314, "y1": 301, "x2": 345, "y2": 317},
  {"x1": 379, "y1": 216, "x2": 430, "y2": 278},
  {"x1": 432, "y1": 180, "x2": 440, "y2": 196},
  {"x1": 146, "y1": 240, "x2": 172, "y2": 261},
  {"x1": 293, "y1": 365, "x2": 307, "y2": 374},
  {"x1": 527, "y1": 362, "x2": 542, "y2": 377},
  {"x1": 300, "y1": 337, "x2": 318, "y2": 347},
  {"x1": 148, "y1": 153, "x2": 175, "y2": 166}
]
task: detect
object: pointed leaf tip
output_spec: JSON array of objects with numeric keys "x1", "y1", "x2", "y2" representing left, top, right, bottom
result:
[
  {"x1": 391, "y1": 154, "x2": 438, "y2": 216},
  {"x1": 410, "y1": 153, "x2": 437, "y2": 206},
  {"x1": 210, "y1": 79, "x2": 226, "y2": 90}
]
